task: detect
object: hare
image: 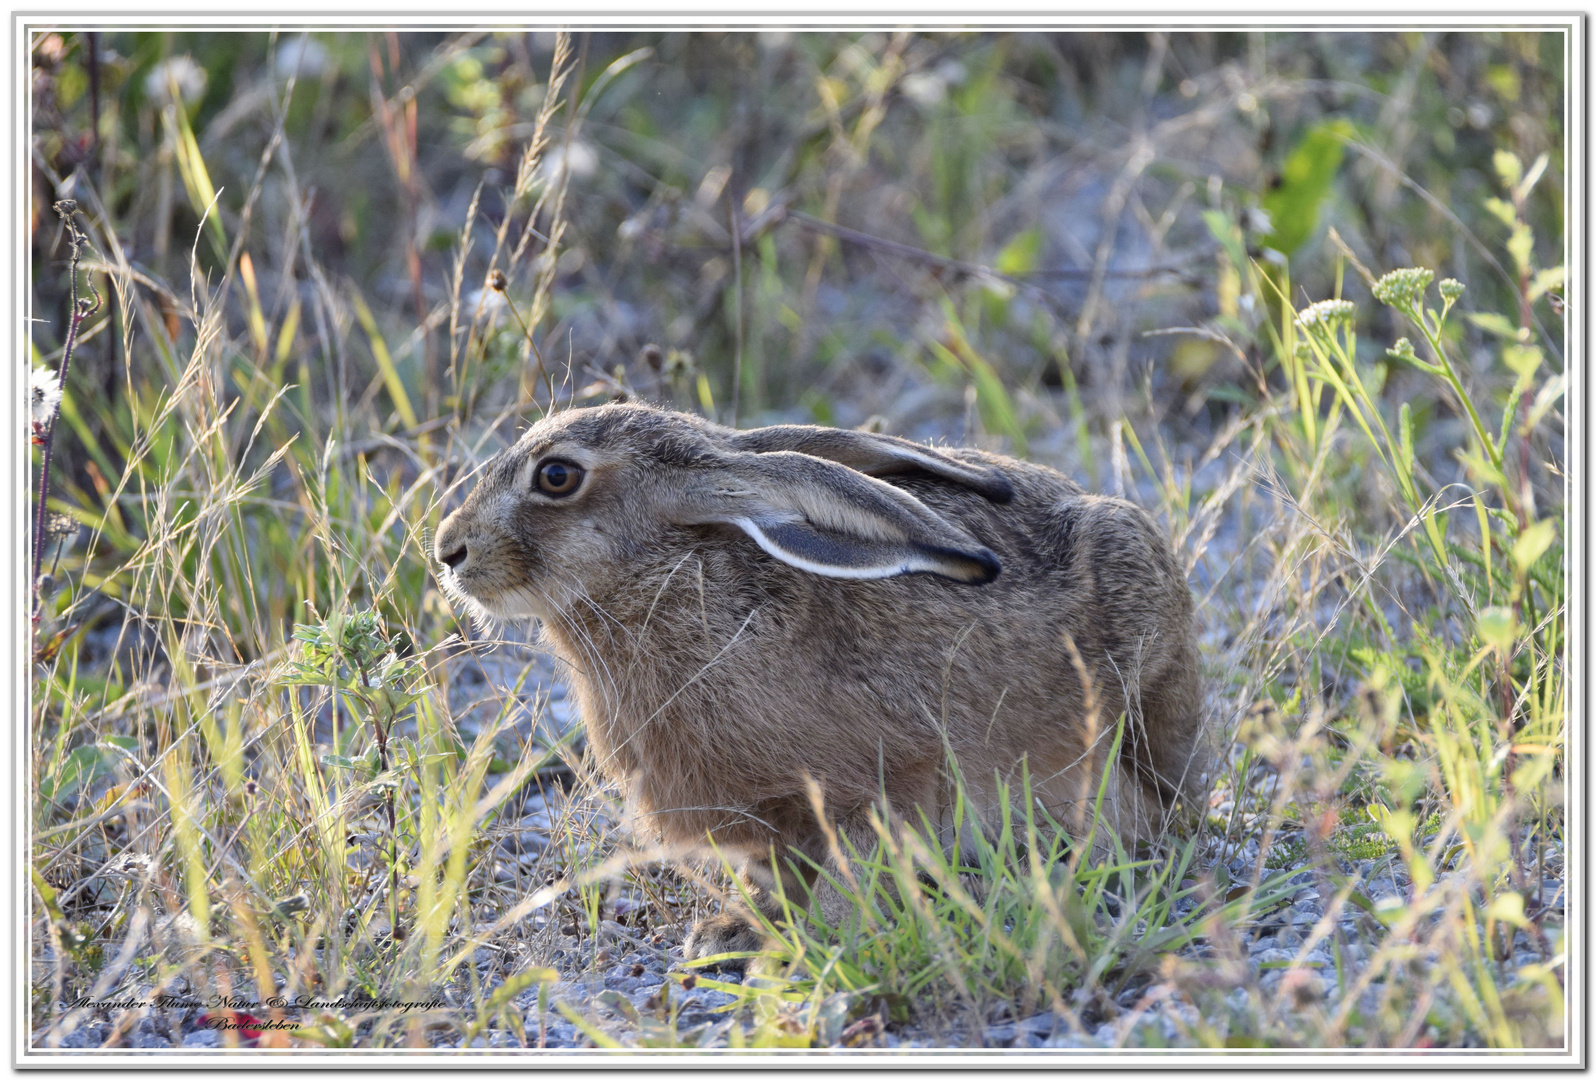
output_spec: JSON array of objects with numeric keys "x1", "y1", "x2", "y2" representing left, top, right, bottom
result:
[{"x1": 434, "y1": 402, "x2": 1203, "y2": 965}]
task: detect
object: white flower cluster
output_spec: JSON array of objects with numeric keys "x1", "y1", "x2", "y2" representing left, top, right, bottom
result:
[
  {"x1": 31, "y1": 366, "x2": 62, "y2": 427},
  {"x1": 1295, "y1": 299, "x2": 1357, "y2": 329},
  {"x1": 1372, "y1": 267, "x2": 1435, "y2": 308}
]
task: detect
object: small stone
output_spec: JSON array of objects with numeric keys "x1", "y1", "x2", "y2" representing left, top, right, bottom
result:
[
  {"x1": 1044, "y1": 1030, "x2": 1102, "y2": 1049},
  {"x1": 182, "y1": 1029, "x2": 223, "y2": 1048},
  {"x1": 984, "y1": 1023, "x2": 1016, "y2": 1046},
  {"x1": 1016, "y1": 1014, "x2": 1056, "y2": 1037},
  {"x1": 57, "y1": 1024, "x2": 108, "y2": 1048}
]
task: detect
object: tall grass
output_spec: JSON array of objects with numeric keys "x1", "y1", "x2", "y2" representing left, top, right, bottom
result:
[{"x1": 28, "y1": 29, "x2": 1563, "y2": 1051}]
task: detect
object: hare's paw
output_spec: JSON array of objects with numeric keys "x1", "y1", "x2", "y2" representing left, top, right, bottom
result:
[{"x1": 682, "y1": 912, "x2": 765, "y2": 971}]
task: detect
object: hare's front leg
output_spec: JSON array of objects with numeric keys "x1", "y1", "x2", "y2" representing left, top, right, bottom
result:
[{"x1": 680, "y1": 817, "x2": 881, "y2": 971}]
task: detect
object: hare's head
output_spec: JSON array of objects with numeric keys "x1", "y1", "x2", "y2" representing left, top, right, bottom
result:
[{"x1": 434, "y1": 403, "x2": 1013, "y2": 624}]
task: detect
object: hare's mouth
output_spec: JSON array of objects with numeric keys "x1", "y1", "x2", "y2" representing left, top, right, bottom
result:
[{"x1": 438, "y1": 568, "x2": 549, "y2": 624}]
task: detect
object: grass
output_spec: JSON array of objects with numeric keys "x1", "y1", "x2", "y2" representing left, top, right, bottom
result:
[{"x1": 28, "y1": 28, "x2": 1565, "y2": 1052}]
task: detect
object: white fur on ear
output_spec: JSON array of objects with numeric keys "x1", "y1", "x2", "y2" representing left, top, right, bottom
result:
[{"x1": 730, "y1": 516, "x2": 1001, "y2": 584}]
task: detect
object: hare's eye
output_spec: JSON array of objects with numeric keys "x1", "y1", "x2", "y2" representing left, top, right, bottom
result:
[{"x1": 535, "y1": 459, "x2": 584, "y2": 498}]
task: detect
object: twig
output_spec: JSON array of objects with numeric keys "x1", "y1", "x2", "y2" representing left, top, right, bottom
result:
[{"x1": 33, "y1": 201, "x2": 101, "y2": 623}]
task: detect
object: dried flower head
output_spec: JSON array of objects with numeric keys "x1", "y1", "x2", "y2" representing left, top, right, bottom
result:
[
  {"x1": 487, "y1": 269, "x2": 508, "y2": 292},
  {"x1": 1371, "y1": 267, "x2": 1434, "y2": 309},
  {"x1": 44, "y1": 512, "x2": 77, "y2": 543},
  {"x1": 1295, "y1": 298, "x2": 1357, "y2": 329},
  {"x1": 639, "y1": 343, "x2": 664, "y2": 373}
]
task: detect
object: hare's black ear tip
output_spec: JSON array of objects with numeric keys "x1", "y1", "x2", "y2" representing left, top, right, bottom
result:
[
  {"x1": 984, "y1": 475, "x2": 1016, "y2": 504},
  {"x1": 965, "y1": 547, "x2": 1002, "y2": 584}
]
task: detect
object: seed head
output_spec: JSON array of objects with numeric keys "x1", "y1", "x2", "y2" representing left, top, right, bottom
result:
[
  {"x1": 1372, "y1": 267, "x2": 1434, "y2": 309},
  {"x1": 45, "y1": 512, "x2": 77, "y2": 543},
  {"x1": 639, "y1": 343, "x2": 664, "y2": 373},
  {"x1": 1386, "y1": 337, "x2": 1417, "y2": 362},
  {"x1": 487, "y1": 269, "x2": 508, "y2": 293},
  {"x1": 661, "y1": 349, "x2": 696, "y2": 379}
]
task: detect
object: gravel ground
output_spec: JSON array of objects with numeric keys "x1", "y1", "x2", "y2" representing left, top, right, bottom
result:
[
  {"x1": 55, "y1": 834, "x2": 1559, "y2": 1051},
  {"x1": 41, "y1": 554, "x2": 1565, "y2": 1052}
]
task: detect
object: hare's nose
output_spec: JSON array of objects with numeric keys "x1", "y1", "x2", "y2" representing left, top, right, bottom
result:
[{"x1": 440, "y1": 542, "x2": 468, "y2": 570}]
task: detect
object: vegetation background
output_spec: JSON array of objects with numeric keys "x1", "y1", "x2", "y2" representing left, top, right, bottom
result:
[{"x1": 28, "y1": 28, "x2": 1566, "y2": 1051}]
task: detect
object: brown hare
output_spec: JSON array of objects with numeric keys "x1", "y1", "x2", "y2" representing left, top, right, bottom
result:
[{"x1": 434, "y1": 402, "x2": 1204, "y2": 966}]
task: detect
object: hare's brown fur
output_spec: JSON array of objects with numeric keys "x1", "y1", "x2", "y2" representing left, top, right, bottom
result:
[{"x1": 436, "y1": 403, "x2": 1203, "y2": 963}]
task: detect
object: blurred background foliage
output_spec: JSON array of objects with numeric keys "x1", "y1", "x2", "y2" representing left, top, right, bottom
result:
[{"x1": 31, "y1": 29, "x2": 1563, "y2": 457}]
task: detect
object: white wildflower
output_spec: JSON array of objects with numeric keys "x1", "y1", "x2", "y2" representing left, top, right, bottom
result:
[
  {"x1": 274, "y1": 36, "x2": 327, "y2": 80},
  {"x1": 1295, "y1": 299, "x2": 1357, "y2": 329},
  {"x1": 31, "y1": 366, "x2": 61, "y2": 426},
  {"x1": 465, "y1": 288, "x2": 506, "y2": 320},
  {"x1": 144, "y1": 54, "x2": 208, "y2": 105},
  {"x1": 901, "y1": 72, "x2": 947, "y2": 108},
  {"x1": 542, "y1": 142, "x2": 598, "y2": 185}
]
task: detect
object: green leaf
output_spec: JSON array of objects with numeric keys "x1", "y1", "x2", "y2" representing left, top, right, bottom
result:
[
  {"x1": 164, "y1": 96, "x2": 226, "y2": 260},
  {"x1": 1523, "y1": 373, "x2": 1565, "y2": 432},
  {"x1": 1503, "y1": 343, "x2": 1543, "y2": 383},
  {"x1": 350, "y1": 290, "x2": 418, "y2": 430},
  {"x1": 1466, "y1": 311, "x2": 1529, "y2": 342},
  {"x1": 41, "y1": 745, "x2": 118, "y2": 803},
  {"x1": 1261, "y1": 119, "x2": 1354, "y2": 257},
  {"x1": 596, "y1": 989, "x2": 641, "y2": 1024},
  {"x1": 1477, "y1": 606, "x2": 1518, "y2": 652},
  {"x1": 1512, "y1": 519, "x2": 1556, "y2": 576},
  {"x1": 1528, "y1": 266, "x2": 1565, "y2": 303},
  {"x1": 1487, "y1": 891, "x2": 1529, "y2": 928},
  {"x1": 1483, "y1": 197, "x2": 1518, "y2": 227},
  {"x1": 994, "y1": 227, "x2": 1042, "y2": 276},
  {"x1": 1201, "y1": 209, "x2": 1248, "y2": 272},
  {"x1": 1492, "y1": 148, "x2": 1523, "y2": 191},
  {"x1": 1398, "y1": 402, "x2": 1415, "y2": 475},
  {"x1": 1507, "y1": 223, "x2": 1535, "y2": 277}
]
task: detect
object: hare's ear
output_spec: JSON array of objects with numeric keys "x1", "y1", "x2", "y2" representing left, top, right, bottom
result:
[
  {"x1": 670, "y1": 451, "x2": 1001, "y2": 584},
  {"x1": 726, "y1": 426, "x2": 1014, "y2": 504}
]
